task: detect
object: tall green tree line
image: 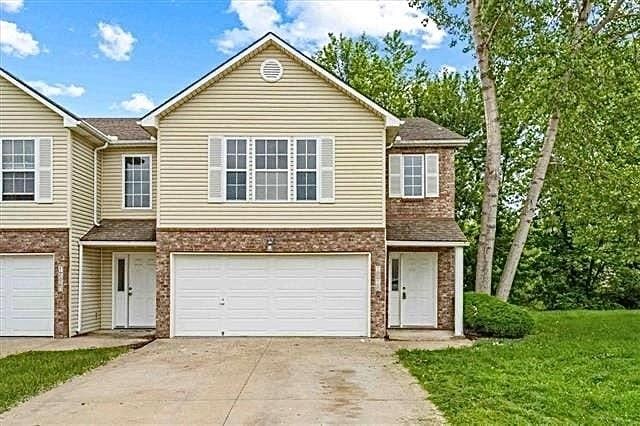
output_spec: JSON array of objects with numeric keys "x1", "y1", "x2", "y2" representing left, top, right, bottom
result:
[{"x1": 314, "y1": 29, "x2": 639, "y2": 309}]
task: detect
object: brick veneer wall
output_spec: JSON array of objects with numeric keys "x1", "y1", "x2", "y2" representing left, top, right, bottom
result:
[
  {"x1": 156, "y1": 228, "x2": 387, "y2": 338},
  {"x1": 387, "y1": 246, "x2": 455, "y2": 330},
  {"x1": 386, "y1": 146, "x2": 455, "y2": 219},
  {"x1": 0, "y1": 229, "x2": 70, "y2": 337}
]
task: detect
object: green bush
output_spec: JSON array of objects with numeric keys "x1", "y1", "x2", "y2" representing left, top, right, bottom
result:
[{"x1": 464, "y1": 292, "x2": 535, "y2": 338}]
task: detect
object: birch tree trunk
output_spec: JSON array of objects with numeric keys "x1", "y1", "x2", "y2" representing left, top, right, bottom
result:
[
  {"x1": 496, "y1": 112, "x2": 560, "y2": 300},
  {"x1": 495, "y1": 0, "x2": 598, "y2": 300},
  {"x1": 469, "y1": 0, "x2": 503, "y2": 294}
]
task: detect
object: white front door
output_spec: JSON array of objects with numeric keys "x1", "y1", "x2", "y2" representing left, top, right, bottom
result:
[
  {"x1": 114, "y1": 253, "x2": 155, "y2": 328},
  {"x1": 388, "y1": 252, "x2": 438, "y2": 327},
  {"x1": 0, "y1": 255, "x2": 54, "y2": 336},
  {"x1": 172, "y1": 254, "x2": 369, "y2": 337}
]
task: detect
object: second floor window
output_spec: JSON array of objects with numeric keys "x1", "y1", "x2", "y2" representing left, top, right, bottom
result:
[
  {"x1": 389, "y1": 153, "x2": 439, "y2": 199},
  {"x1": 123, "y1": 155, "x2": 151, "y2": 208},
  {"x1": 296, "y1": 139, "x2": 317, "y2": 201},
  {"x1": 1, "y1": 139, "x2": 35, "y2": 201},
  {"x1": 255, "y1": 139, "x2": 288, "y2": 201},
  {"x1": 226, "y1": 139, "x2": 247, "y2": 201}
]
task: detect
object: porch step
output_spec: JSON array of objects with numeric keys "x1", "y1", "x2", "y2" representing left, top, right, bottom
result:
[
  {"x1": 387, "y1": 328, "x2": 456, "y2": 341},
  {"x1": 89, "y1": 328, "x2": 156, "y2": 339}
]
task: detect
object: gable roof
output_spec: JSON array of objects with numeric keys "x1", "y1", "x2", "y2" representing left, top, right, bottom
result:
[
  {"x1": 83, "y1": 118, "x2": 153, "y2": 141},
  {"x1": 139, "y1": 32, "x2": 401, "y2": 128},
  {"x1": 0, "y1": 67, "x2": 111, "y2": 143}
]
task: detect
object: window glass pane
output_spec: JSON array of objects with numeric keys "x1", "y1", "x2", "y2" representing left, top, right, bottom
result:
[
  {"x1": 117, "y1": 259, "x2": 126, "y2": 292},
  {"x1": 2, "y1": 171, "x2": 35, "y2": 201},
  {"x1": 277, "y1": 155, "x2": 287, "y2": 169},
  {"x1": 237, "y1": 154, "x2": 246, "y2": 169},
  {"x1": 267, "y1": 156, "x2": 276, "y2": 169},
  {"x1": 227, "y1": 155, "x2": 236, "y2": 169},
  {"x1": 256, "y1": 155, "x2": 265, "y2": 169},
  {"x1": 307, "y1": 155, "x2": 316, "y2": 169},
  {"x1": 227, "y1": 140, "x2": 236, "y2": 154},
  {"x1": 391, "y1": 259, "x2": 400, "y2": 291},
  {"x1": 267, "y1": 140, "x2": 276, "y2": 154},
  {"x1": 256, "y1": 140, "x2": 265, "y2": 154},
  {"x1": 256, "y1": 172, "x2": 266, "y2": 185},
  {"x1": 255, "y1": 185, "x2": 266, "y2": 200}
]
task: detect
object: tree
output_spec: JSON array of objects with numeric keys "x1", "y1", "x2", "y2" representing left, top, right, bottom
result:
[{"x1": 412, "y1": 0, "x2": 640, "y2": 300}]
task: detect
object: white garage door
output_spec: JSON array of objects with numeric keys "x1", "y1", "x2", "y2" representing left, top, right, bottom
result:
[
  {"x1": 173, "y1": 254, "x2": 369, "y2": 337},
  {"x1": 0, "y1": 255, "x2": 54, "y2": 337}
]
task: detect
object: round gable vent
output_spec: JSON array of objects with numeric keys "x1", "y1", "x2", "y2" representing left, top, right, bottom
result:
[{"x1": 260, "y1": 59, "x2": 283, "y2": 82}]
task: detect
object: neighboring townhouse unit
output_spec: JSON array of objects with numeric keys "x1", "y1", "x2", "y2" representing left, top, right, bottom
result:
[{"x1": 0, "y1": 33, "x2": 468, "y2": 339}]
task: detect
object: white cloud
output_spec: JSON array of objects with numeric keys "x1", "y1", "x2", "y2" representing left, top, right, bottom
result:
[
  {"x1": 119, "y1": 93, "x2": 154, "y2": 113},
  {"x1": 0, "y1": 0, "x2": 23, "y2": 13},
  {"x1": 27, "y1": 80, "x2": 85, "y2": 98},
  {"x1": 97, "y1": 22, "x2": 136, "y2": 61},
  {"x1": 215, "y1": 0, "x2": 446, "y2": 54},
  {"x1": 438, "y1": 64, "x2": 457, "y2": 76},
  {"x1": 0, "y1": 20, "x2": 40, "y2": 57}
]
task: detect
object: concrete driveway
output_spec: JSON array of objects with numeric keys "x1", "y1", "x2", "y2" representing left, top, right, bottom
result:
[{"x1": 1, "y1": 338, "x2": 446, "y2": 425}]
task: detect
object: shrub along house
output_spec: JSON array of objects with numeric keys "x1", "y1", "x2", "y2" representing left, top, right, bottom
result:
[{"x1": 0, "y1": 33, "x2": 468, "y2": 339}]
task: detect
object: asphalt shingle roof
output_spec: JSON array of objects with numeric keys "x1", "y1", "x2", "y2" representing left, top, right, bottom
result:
[
  {"x1": 83, "y1": 118, "x2": 153, "y2": 141},
  {"x1": 81, "y1": 219, "x2": 156, "y2": 241},
  {"x1": 398, "y1": 117, "x2": 466, "y2": 141},
  {"x1": 386, "y1": 218, "x2": 467, "y2": 242}
]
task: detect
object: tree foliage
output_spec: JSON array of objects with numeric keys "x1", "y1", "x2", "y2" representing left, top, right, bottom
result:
[{"x1": 314, "y1": 28, "x2": 640, "y2": 309}]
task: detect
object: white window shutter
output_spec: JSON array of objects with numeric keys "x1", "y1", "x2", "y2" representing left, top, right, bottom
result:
[
  {"x1": 318, "y1": 136, "x2": 335, "y2": 203},
  {"x1": 425, "y1": 153, "x2": 439, "y2": 197},
  {"x1": 208, "y1": 136, "x2": 225, "y2": 202},
  {"x1": 288, "y1": 138, "x2": 296, "y2": 201},
  {"x1": 388, "y1": 154, "x2": 402, "y2": 197},
  {"x1": 36, "y1": 137, "x2": 53, "y2": 203}
]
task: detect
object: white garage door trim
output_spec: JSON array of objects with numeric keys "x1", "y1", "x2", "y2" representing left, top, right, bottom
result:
[
  {"x1": 170, "y1": 252, "x2": 371, "y2": 338},
  {"x1": 0, "y1": 253, "x2": 55, "y2": 337}
]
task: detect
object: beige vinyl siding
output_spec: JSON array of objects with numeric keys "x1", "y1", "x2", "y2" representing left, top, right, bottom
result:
[
  {"x1": 158, "y1": 45, "x2": 385, "y2": 228},
  {"x1": 0, "y1": 76, "x2": 69, "y2": 227},
  {"x1": 69, "y1": 131, "x2": 98, "y2": 333},
  {"x1": 101, "y1": 146, "x2": 157, "y2": 218},
  {"x1": 99, "y1": 247, "x2": 155, "y2": 329},
  {"x1": 79, "y1": 246, "x2": 101, "y2": 332}
]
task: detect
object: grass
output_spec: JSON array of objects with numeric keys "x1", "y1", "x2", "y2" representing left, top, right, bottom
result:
[
  {"x1": 398, "y1": 310, "x2": 640, "y2": 425},
  {"x1": 0, "y1": 346, "x2": 128, "y2": 413}
]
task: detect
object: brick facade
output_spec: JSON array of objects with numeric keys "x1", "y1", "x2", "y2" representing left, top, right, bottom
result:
[
  {"x1": 387, "y1": 246, "x2": 455, "y2": 330},
  {"x1": 155, "y1": 228, "x2": 387, "y2": 338},
  {"x1": 386, "y1": 146, "x2": 455, "y2": 220},
  {"x1": 0, "y1": 229, "x2": 70, "y2": 337}
]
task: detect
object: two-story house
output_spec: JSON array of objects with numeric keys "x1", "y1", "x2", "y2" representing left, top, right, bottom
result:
[{"x1": 0, "y1": 33, "x2": 468, "y2": 339}]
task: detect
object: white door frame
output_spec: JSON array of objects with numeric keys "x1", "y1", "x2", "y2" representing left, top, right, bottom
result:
[
  {"x1": 111, "y1": 252, "x2": 155, "y2": 329},
  {"x1": 388, "y1": 251, "x2": 438, "y2": 328}
]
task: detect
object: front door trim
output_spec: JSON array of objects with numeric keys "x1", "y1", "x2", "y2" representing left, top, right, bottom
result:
[
  {"x1": 387, "y1": 251, "x2": 438, "y2": 328},
  {"x1": 111, "y1": 252, "x2": 155, "y2": 329}
]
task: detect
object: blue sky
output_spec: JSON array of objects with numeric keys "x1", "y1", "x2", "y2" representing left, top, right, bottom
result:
[{"x1": 0, "y1": 0, "x2": 473, "y2": 117}]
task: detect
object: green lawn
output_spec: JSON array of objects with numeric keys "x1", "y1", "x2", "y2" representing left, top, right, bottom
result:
[
  {"x1": 398, "y1": 310, "x2": 640, "y2": 425},
  {"x1": 0, "y1": 346, "x2": 128, "y2": 413}
]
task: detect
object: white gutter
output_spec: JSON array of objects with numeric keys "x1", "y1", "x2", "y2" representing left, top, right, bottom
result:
[{"x1": 93, "y1": 139, "x2": 112, "y2": 226}]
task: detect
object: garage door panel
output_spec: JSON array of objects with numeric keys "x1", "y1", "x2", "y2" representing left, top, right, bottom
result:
[
  {"x1": 1, "y1": 255, "x2": 54, "y2": 337},
  {"x1": 173, "y1": 254, "x2": 368, "y2": 336}
]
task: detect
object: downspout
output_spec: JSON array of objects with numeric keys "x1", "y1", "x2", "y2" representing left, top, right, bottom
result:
[
  {"x1": 77, "y1": 242, "x2": 83, "y2": 334},
  {"x1": 93, "y1": 140, "x2": 110, "y2": 226},
  {"x1": 79, "y1": 138, "x2": 109, "y2": 334}
]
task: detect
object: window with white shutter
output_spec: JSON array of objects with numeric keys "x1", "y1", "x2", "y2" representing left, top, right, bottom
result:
[
  {"x1": 0, "y1": 137, "x2": 52, "y2": 202},
  {"x1": 208, "y1": 136, "x2": 225, "y2": 202},
  {"x1": 318, "y1": 137, "x2": 335, "y2": 203},
  {"x1": 425, "y1": 153, "x2": 439, "y2": 197}
]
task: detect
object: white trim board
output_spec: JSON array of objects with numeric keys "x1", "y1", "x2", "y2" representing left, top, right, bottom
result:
[
  {"x1": 386, "y1": 240, "x2": 469, "y2": 247},
  {"x1": 139, "y1": 33, "x2": 401, "y2": 128},
  {"x1": 80, "y1": 241, "x2": 156, "y2": 247}
]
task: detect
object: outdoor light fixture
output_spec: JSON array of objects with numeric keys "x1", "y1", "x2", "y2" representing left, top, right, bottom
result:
[{"x1": 266, "y1": 237, "x2": 275, "y2": 252}]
